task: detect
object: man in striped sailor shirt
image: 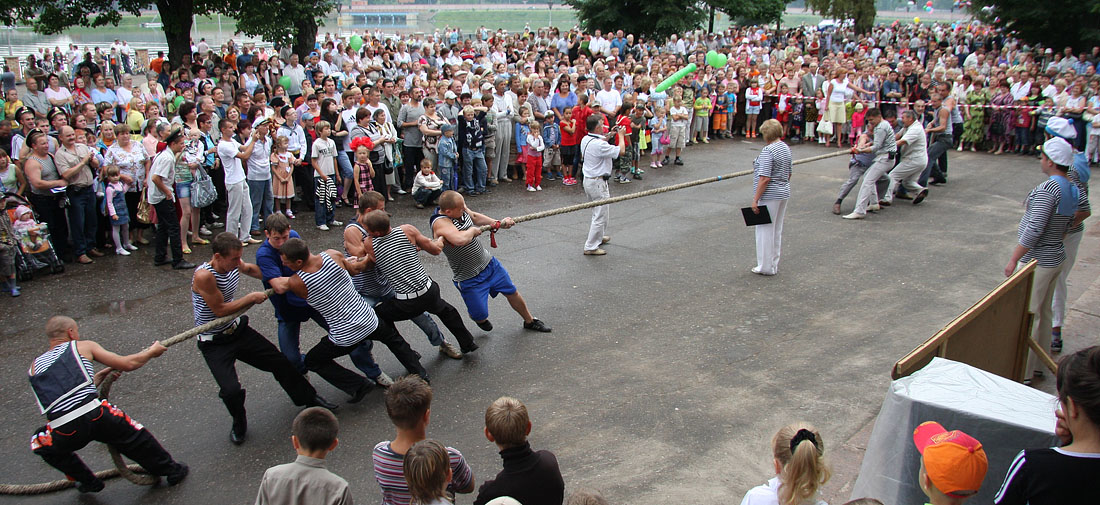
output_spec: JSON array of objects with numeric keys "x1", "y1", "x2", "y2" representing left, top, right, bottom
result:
[
  {"x1": 1004, "y1": 137, "x2": 1085, "y2": 384},
  {"x1": 430, "y1": 190, "x2": 551, "y2": 334}
]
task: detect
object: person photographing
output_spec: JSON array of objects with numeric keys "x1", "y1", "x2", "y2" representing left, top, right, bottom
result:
[{"x1": 578, "y1": 114, "x2": 625, "y2": 256}]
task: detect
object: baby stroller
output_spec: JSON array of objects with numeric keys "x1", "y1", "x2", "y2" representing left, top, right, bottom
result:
[{"x1": 3, "y1": 192, "x2": 64, "y2": 281}]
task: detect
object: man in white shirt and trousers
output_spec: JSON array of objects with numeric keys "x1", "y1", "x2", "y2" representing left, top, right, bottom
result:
[{"x1": 579, "y1": 114, "x2": 625, "y2": 256}]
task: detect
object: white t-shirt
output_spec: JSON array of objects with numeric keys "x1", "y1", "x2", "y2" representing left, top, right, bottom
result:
[
  {"x1": 311, "y1": 137, "x2": 337, "y2": 176},
  {"x1": 595, "y1": 89, "x2": 622, "y2": 114},
  {"x1": 147, "y1": 149, "x2": 176, "y2": 204},
  {"x1": 218, "y1": 139, "x2": 247, "y2": 185},
  {"x1": 246, "y1": 137, "x2": 272, "y2": 181},
  {"x1": 670, "y1": 106, "x2": 691, "y2": 127},
  {"x1": 739, "y1": 477, "x2": 828, "y2": 505},
  {"x1": 45, "y1": 86, "x2": 71, "y2": 104}
]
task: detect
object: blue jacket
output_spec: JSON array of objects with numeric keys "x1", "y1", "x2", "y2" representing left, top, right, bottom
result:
[{"x1": 437, "y1": 135, "x2": 457, "y2": 168}]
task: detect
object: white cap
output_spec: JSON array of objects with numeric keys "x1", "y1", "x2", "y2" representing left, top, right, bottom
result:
[
  {"x1": 1042, "y1": 137, "x2": 1074, "y2": 166},
  {"x1": 484, "y1": 498, "x2": 522, "y2": 505},
  {"x1": 444, "y1": 90, "x2": 457, "y2": 99},
  {"x1": 1044, "y1": 116, "x2": 1076, "y2": 140}
]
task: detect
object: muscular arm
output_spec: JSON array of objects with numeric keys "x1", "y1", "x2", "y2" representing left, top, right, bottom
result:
[
  {"x1": 432, "y1": 215, "x2": 481, "y2": 247},
  {"x1": 326, "y1": 249, "x2": 370, "y2": 275},
  {"x1": 401, "y1": 224, "x2": 443, "y2": 255},
  {"x1": 76, "y1": 339, "x2": 165, "y2": 372},
  {"x1": 238, "y1": 261, "x2": 264, "y2": 280},
  {"x1": 193, "y1": 268, "x2": 267, "y2": 317},
  {"x1": 343, "y1": 226, "x2": 368, "y2": 257}
]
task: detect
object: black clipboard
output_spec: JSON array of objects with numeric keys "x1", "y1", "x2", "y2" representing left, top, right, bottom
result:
[{"x1": 741, "y1": 206, "x2": 772, "y2": 226}]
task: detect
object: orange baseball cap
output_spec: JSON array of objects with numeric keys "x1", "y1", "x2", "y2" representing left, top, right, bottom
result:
[{"x1": 912, "y1": 421, "x2": 988, "y2": 497}]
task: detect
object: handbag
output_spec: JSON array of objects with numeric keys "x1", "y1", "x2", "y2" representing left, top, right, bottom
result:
[
  {"x1": 660, "y1": 132, "x2": 671, "y2": 145},
  {"x1": 190, "y1": 168, "x2": 218, "y2": 208},
  {"x1": 136, "y1": 190, "x2": 156, "y2": 225},
  {"x1": 817, "y1": 120, "x2": 833, "y2": 135}
]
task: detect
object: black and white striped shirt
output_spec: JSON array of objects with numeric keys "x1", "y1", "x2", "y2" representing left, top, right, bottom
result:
[
  {"x1": 430, "y1": 211, "x2": 492, "y2": 282},
  {"x1": 345, "y1": 222, "x2": 391, "y2": 298},
  {"x1": 752, "y1": 141, "x2": 793, "y2": 201},
  {"x1": 29, "y1": 341, "x2": 98, "y2": 418},
  {"x1": 192, "y1": 263, "x2": 240, "y2": 336},
  {"x1": 371, "y1": 227, "x2": 430, "y2": 295},
  {"x1": 298, "y1": 253, "x2": 377, "y2": 346},
  {"x1": 1018, "y1": 180, "x2": 1074, "y2": 268}
]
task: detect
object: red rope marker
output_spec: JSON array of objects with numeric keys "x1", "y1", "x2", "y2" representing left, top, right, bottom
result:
[{"x1": 490, "y1": 220, "x2": 501, "y2": 248}]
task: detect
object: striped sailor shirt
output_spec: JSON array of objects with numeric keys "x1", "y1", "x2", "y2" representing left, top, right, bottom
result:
[
  {"x1": 1018, "y1": 179, "x2": 1074, "y2": 268},
  {"x1": 192, "y1": 263, "x2": 240, "y2": 336},
  {"x1": 752, "y1": 141, "x2": 793, "y2": 201},
  {"x1": 345, "y1": 222, "x2": 391, "y2": 298},
  {"x1": 430, "y1": 210, "x2": 492, "y2": 283},
  {"x1": 297, "y1": 254, "x2": 377, "y2": 347},
  {"x1": 29, "y1": 341, "x2": 98, "y2": 419},
  {"x1": 371, "y1": 227, "x2": 430, "y2": 295}
]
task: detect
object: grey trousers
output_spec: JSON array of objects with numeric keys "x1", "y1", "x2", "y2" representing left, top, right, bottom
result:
[
  {"x1": 492, "y1": 118, "x2": 512, "y2": 180},
  {"x1": 837, "y1": 162, "x2": 888, "y2": 203}
]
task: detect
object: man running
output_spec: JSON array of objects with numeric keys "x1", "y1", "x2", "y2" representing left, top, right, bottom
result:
[
  {"x1": 192, "y1": 232, "x2": 334, "y2": 445},
  {"x1": 271, "y1": 237, "x2": 430, "y2": 396},
  {"x1": 430, "y1": 190, "x2": 551, "y2": 334},
  {"x1": 362, "y1": 210, "x2": 479, "y2": 354},
  {"x1": 29, "y1": 316, "x2": 189, "y2": 493}
]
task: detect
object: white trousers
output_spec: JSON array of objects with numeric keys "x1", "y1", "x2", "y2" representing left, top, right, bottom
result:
[
  {"x1": 1022, "y1": 261, "x2": 1065, "y2": 375},
  {"x1": 853, "y1": 159, "x2": 893, "y2": 214},
  {"x1": 754, "y1": 199, "x2": 788, "y2": 275},
  {"x1": 583, "y1": 177, "x2": 610, "y2": 251},
  {"x1": 226, "y1": 180, "x2": 253, "y2": 241},
  {"x1": 884, "y1": 158, "x2": 926, "y2": 203},
  {"x1": 1052, "y1": 230, "x2": 1084, "y2": 328}
]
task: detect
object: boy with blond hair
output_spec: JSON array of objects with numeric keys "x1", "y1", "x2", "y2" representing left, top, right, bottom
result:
[
  {"x1": 372, "y1": 377, "x2": 474, "y2": 505},
  {"x1": 473, "y1": 396, "x2": 565, "y2": 505}
]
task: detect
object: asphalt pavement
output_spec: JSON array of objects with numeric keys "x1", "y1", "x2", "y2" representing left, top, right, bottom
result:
[{"x1": 1, "y1": 137, "x2": 1096, "y2": 505}]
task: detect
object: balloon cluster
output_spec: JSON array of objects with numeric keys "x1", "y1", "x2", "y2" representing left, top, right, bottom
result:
[
  {"x1": 924, "y1": 1, "x2": 934, "y2": 12},
  {"x1": 653, "y1": 50, "x2": 728, "y2": 93}
]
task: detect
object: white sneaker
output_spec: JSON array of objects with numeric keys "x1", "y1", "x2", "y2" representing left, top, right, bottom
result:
[
  {"x1": 373, "y1": 371, "x2": 395, "y2": 387},
  {"x1": 286, "y1": 210, "x2": 295, "y2": 219},
  {"x1": 527, "y1": 186, "x2": 536, "y2": 192},
  {"x1": 116, "y1": 248, "x2": 131, "y2": 256},
  {"x1": 124, "y1": 244, "x2": 138, "y2": 251},
  {"x1": 330, "y1": 220, "x2": 343, "y2": 226},
  {"x1": 842, "y1": 212, "x2": 866, "y2": 220},
  {"x1": 868, "y1": 203, "x2": 881, "y2": 211},
  {"x1": 536, "y1": 185, "x2": 543, "y2": 191},
  {"x1": 199, "y1": 225, "x2": 213, "y2": 236},
  {"x1": 317, "y1": 224, "x2": 330, "y2": 231}
]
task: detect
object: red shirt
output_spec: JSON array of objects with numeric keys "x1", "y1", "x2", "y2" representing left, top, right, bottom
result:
[
  {"x1": 572, "y1": 105, "x2": 594, "y2": 138},
  {"x1": 560, "y1": 119, "x2": 579, "y2": 146},
  {"x1": 612, "y1": 115, "x2": 631, "y2": 146}
]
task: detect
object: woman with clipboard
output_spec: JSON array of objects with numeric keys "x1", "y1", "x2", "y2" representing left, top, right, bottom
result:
[{"x1": 749, "y1": 119, "x2": 792, "y2": 276}]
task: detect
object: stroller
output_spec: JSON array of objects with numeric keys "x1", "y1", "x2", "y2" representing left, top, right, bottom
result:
[{"x1": 3, "y1": 192, "x2": 64, "y2": 281}]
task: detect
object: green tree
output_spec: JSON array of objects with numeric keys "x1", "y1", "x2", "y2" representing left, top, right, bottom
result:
[
  {"x1": 804, "y1": 0, "x2": 875, "y2": 34},
  {"x1": 968, "y1": 0, "x2": 1100, "y2": 50},
  {"x1": 711, "y1": 0, "x2": 789, "y2": 26},
  {"x1": 230, "y1": 0, "x2": 338, "y2": 58},
  {"x1": 565, "y1": 0, "x2": 707, "y2": 40}
]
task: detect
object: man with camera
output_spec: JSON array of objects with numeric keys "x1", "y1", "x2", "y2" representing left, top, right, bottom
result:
[{"x1": 578, "y1": 114, "x2": 625, "y2": 256}]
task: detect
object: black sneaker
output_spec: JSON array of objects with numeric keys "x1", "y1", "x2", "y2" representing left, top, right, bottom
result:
[
  {"x1": 230, "y1": 417, "x2": 247, "y2": 445},
  {"x1": 674, "y1": 157, "x2": 684, "y2": 166},
  {"x1": 166, "y1": 464, "x2": 190, "y2": 486},
  {"x1": 348, "y1": 381, "x2": 373, "y2": 404},
  {"x1": 308, "y1": 394, "x2": 339, "y2": 410},
  {"x1": 173, "y1": 261, "x2": 197, "y2": 270},
  {"x1": 523, "y1": 318, "x2": 552, "y2": 333},
  {"x1": 913, "y1": 189, "x2": 928, "y2": 205},
  {"x1": 476, "y1": 319, "x2": 493, "y2": 331},
  {"x1": 77, "y1": 478, "x2": 106, "y2": 493},
  {"x1": 1051, "y1": 338, "x2": 1063, "y2": 353}
]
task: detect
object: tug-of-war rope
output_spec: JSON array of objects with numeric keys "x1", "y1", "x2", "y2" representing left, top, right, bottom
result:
[{"x1": 2, "y1": 149, "x2": 852, "y2": 495}]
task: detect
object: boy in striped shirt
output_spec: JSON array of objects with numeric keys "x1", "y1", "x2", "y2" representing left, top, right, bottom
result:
[{"x1": 372, "y1": 376, "x2": 474, "y2": 505}]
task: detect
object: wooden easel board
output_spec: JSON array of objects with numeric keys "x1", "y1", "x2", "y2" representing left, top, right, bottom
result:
[{"x1": 893, "y1": 261, "x2": 1036, "y2": 381}]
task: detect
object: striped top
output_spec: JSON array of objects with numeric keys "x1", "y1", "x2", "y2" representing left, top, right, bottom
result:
[
  {"x1": 1068, "y1": 168, "x2": 1090, "y2": 235},
  {"x1": 993, "y1": 447, "x2": 1100, "y2": 505},
  {"x1": 298, "y1": 253, "x2": 377, "y2": 347},
  {"x1": 192, "y1": 263, "x2": 240, "y2": 336},
  {"x1": 29, "y1": 341, "x2": 98, "y2": 419},
  {"x1": 430, "y1": 210, "x2": 492, "y2": 282},
  {"x1": 372, "y1": 441, "x2": 474, "y2": 505},
  {"x1": 345, "y1": 222, "x2": 391, "y2": 298},
  {"x1": 1018, "y1": 180, "x2": 1074, "y2": 268},
  {"x1": 371, "y1": 227, "x2": 430, "y2": 295},
  {"x1": 752, "y1": 141, "x2": 793, "y2": 201}
]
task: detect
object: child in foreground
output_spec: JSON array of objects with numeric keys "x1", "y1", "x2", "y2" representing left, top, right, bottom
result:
[
  {"x1": 254, "y1": 407, "x2": 352, "y2": 505},
  {"x1": 473, "y1": 396, "x2": 564, "y2": 505},
  {"x1": 739, "y1": 423, "x2": 830, "y2": 505}
]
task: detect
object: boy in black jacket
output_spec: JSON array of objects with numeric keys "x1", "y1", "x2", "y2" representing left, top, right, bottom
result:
[{"x1": 473, "y1": 396, "x2": 565, "y2": 505}]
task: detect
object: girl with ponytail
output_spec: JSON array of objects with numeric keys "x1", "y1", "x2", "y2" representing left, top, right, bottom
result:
[{"x1": 740, "y1": 422, "x2": 831, "y2": 505}]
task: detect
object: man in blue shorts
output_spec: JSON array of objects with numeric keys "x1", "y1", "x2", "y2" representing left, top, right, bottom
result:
[{"x1": 430, "y1": 190, "x2": 551, "y2": 333}]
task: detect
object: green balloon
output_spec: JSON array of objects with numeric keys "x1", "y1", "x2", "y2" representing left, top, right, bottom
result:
[
  {"x1": 654, "y1": 63, "x2": 697, "y2": 93},
  {"x1": 173, "y1": 95, "x2": 184, "y2": 107},
  {"x1": 350, "y1": 35, "x2": 364, "y2": 52},
  {"x1": 705, "y1": 50, "x2": 727, "y2": 68},
  {"x1": 279, "y1": 75, "x2": 292, "y2": 90}
]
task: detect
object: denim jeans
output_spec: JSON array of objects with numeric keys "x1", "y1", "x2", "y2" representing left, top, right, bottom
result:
[
  {"x1": 66, "y1": 186, "x2": 98, "y2": 256},
  {"x1": 276, "y1": 308, "x2": 384, "y2": 379},
  {"x1": 462, "y1": 147, "x2": 488, "y2": 192},
  {"x1": 247, "y1": 179, "x2": 274, "y2": 232}
]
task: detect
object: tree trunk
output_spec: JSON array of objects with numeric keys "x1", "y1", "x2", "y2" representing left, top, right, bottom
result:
[
  {"x1": 157, "y1": 0, "x2": 195, "y2": 66},
  {"x1": 293, "y1": 17, "x2": 319, "y2": 62}
]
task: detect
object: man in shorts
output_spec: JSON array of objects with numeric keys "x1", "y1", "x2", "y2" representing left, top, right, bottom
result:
[{"x1": 430, "y1": 190, "x2": 551, "y2": 333}]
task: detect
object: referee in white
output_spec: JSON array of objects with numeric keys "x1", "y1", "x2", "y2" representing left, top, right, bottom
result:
[{"x1": 579, "y1": 114, "x2": 625, "y2": 256}]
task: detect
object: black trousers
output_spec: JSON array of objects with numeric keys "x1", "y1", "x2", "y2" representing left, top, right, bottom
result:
[
  {"x1": 292, "y1": 163, "x2": 315, "y2": 210},
  {"x1": 31, "y1": 403, "x2": 185, "y2": 486},
  {"x1": 197, "y1": 321, "x2": 317, "y2": 424},
  {"x1": 401, "y1": 145, "x2": 424, "y2": 190},
  {"x1": 153, "y1": 199, "x2": 183, "y2": 265},
  {"x1": 305, "y1": 318, "x2": 427, "y2": 394},
  {"x1": 374, "y1": 282, "x2": 476, "y2": 352},
  {"x1": 28, "y1": 193, "x2": 71, "y2": 261}
]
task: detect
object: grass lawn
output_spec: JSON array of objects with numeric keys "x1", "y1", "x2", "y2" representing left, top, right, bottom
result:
[{"x1": 430, "y1": 9, "x2": 579, "y2": 32}]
